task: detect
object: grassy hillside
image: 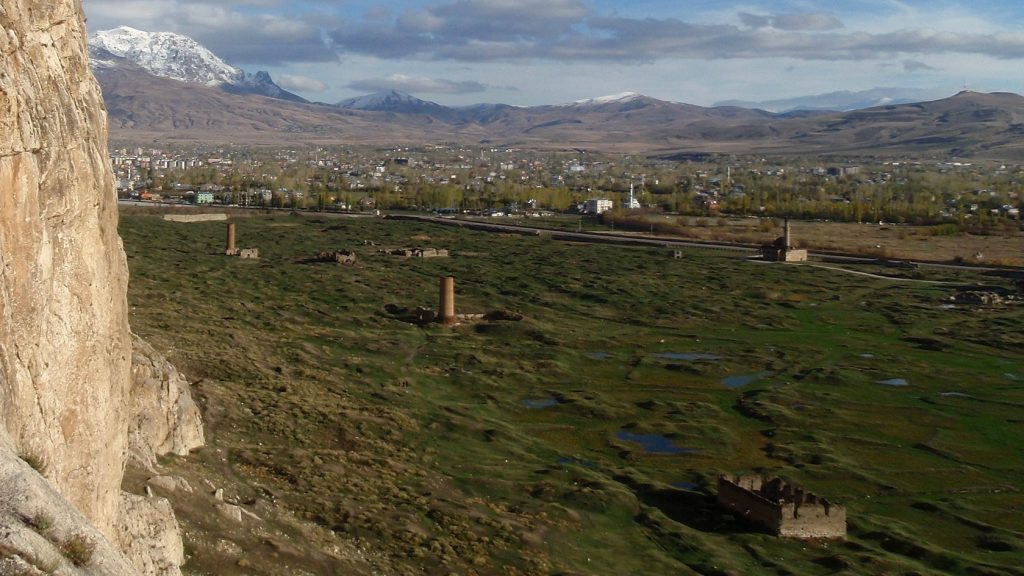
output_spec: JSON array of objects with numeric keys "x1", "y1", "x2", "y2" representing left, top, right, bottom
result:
[{"x1": 121, "y1": 212, "x2": 1024, "y2": 575}]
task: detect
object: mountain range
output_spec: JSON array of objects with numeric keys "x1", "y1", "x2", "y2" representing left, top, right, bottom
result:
[
  {"x1": 714, "y1": 87, "x2": 954, "y2": 113},
  {"x1": 87, "y1": 27, "x2": 1024, "y2": 159},
  {"x1": 89, "y1": 27, "x2": 307, "y2": 103}
]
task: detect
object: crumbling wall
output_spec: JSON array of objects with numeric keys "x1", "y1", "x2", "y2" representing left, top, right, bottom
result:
[
  {"x1": 777, "y1": 496, "x2": 846, "y2": 539},
  {"x1": 717, "y1": 475, "x2": 845, "y2": 539},
  {"x1": 716, "y1": 476, "x2": 783, "y2": 531}
]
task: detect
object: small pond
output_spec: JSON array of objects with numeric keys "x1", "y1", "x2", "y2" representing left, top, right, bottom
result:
[
  {"x1": 671, "y1": 481, "x2": 699, "y2": 490},
  {"x1": 521, "y1": 398, "x2": 560, "y2": 409},
  {"x1": 557, "y1": 457, "x2": 596, "y2": 468},
  {"x1": 616, "y1": 431, "x2": 695, "y2": 455},
  {"x1": 652, "y1": 352, "x2": 721, "y2": 361},
  {"x1": 721, "y1": 371, "x2": 773, "y2": 389},
  {"x1": 877, "y1": 378, "x2": 909, "y2": 386}
]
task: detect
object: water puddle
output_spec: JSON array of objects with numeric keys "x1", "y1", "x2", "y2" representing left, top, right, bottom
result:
[
  {"x1": 940, "y1": 392, "x2": 973, "y2": 398},
  {"x1": 877, "y1": 378, "x2": 909, "y2": 386},
  {"x1": 652, "y1": 352, "x2": 721, "y2": 361},
  {"x1": 859, "y1": 353, "x2": 875, "y2": 359},
  {"x1": 521, "y1": 398, "x2": 559, "y2": 409},
  {"x1": 585, "y1": 351, "x2": 611, "y2": 360},
  {"x1": 721, "y1": 371, "x2": 773, "y2": 389},
  {"x1": 616, "y1": 431, "x2": 695, "y2": 455},
  {"x1": 671, "y1": 481, "x2": 699, "y2": 490},
  {"x1": 557, "y1": 457, "x2": 595, "y2": 468}
]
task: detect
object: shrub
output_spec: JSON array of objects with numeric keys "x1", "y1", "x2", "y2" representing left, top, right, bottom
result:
[
  {"x1": 59, "y1": 534, "x2": 94, "y2": 567},
  {"x1": 27, "y1": 512, "x2": 54, "y2": 536},
  {"x1": 19, "y1": 452, "x2": 47, "y2": 474},
  {"x1": 930, "y1": 223, "x2": 962, "y2": 236}
]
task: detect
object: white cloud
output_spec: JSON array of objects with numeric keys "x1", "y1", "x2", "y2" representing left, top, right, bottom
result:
[
  {"x1": 348, "y1": 74, "x2": 487, "y2": 94},
  {"x1": 277, "y1": 74, "x2": 328, "y2": 92}
]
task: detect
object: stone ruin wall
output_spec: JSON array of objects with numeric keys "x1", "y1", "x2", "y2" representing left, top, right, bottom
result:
[
  {"x1": 777, "y1": 497, "x2": 847, "y2": 539},
  {"x1": 717, "y1": 476, "x2": 785, "y2": 531},
  {"x1": 717, "y1": 475, "x2": 846, "y2": 539}
]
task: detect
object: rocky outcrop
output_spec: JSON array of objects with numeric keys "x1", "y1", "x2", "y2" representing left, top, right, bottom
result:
[
  {"x1": 115, "y1": 493, "x2": 184, "y2": 576},
  {"x1": 0, "y1": 435, "x2": 137, "y2": 575},
  {"x1": 0, "y1": 0, "x2": 131, "y2": 539},
  {"x1": 128, "y1": 335, "x2": 205, "y2": 471},
  {"x1": 1, "y1": 1, "x2": 203, "y2": 574}
]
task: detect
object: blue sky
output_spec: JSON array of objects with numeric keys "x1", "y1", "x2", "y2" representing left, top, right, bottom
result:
[{"x1": 81, "y1": 0, "x2": 1024, "y2": 106}]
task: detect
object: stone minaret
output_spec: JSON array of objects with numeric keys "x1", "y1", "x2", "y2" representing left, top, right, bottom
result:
[{"x1": 438, "y1": 276, "x2": 456, "y2": 324}]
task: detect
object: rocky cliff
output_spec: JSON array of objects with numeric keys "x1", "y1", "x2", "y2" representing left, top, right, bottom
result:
[
  {"x1": 0, "y1": 0, "x2": 131, "y2": 537},
  {"x1": 0, "y1": 1, "x2": 202, "y2": 574}
]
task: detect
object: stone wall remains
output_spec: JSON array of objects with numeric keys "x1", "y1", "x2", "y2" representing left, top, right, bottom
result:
[{"x1": 717, "y1": 475, "x2": 846, "y2": 539}]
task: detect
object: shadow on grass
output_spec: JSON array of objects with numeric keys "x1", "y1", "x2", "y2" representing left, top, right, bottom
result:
[{"x1": 616, "y1": 476, "x2": 762, "y2": 535}]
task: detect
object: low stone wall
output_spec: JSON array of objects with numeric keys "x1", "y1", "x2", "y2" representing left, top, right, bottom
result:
[
  {"x1": 778, "y1": 498, "x2": 846, "y2": 539},
  {"x1": 163, "y1": 214, "x2": 228, "y2": 223}
]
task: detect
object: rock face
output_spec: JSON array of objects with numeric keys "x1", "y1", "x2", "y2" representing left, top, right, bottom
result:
[
  {"x1": 0, "y1": 0, "x2": 131, "y2": 539},
  {"x1": 116, "y1": 492, "x2": 184, "y2": 576},
  {"x1": 0, "y1": 435, "x2": 138, "y2": 575},
  {"x1": 0, "y1": 2, "x2": 204, "y2": 574},
  {"x1": 128, "y1": 334, "x2": 205, "y2": 471}
]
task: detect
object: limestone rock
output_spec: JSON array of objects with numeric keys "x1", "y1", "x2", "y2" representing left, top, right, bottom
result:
[
  {"x1": 0, "y1": 444, "x2": 137, "y2": 575},
  {"x1": 128, "y1": 335, "x2": 205, "y2": 470},
  {"x1": 116, "y1": 492, "x2": 184, "y2": 576},
  {"x1": 215, "y1": 503, "x2": 243, "y2": 523},
  {"x1": 0, "y1": 0, "x2": 130, "y2": 539},
  {"x1": 146, "y1": 476, "x2": 193, "y2": 494}
]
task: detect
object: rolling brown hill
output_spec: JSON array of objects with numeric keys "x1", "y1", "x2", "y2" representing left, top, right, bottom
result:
[{"x1": 95, "y1": 64, "x2": 1024, "y2": 159}]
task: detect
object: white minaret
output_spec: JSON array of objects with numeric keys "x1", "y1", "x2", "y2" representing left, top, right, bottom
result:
[{"x1": 627, "y1": 181, "x2": 640, "y2": 209}]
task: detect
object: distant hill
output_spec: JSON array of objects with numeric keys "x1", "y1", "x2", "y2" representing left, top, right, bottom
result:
[
  {"x1": 89, "y1": 40, "x2": 1024, "y2": 160},
  {"x1": 716, "y1": 87, "x2": 953, "y2": 113}
]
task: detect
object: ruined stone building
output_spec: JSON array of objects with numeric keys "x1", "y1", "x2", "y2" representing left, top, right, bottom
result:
[
  {"x1": 717, "y1": 475, "x2": 846, "y2": 539},
  {"x1": 761, "y1": 219, "x2": 808, "y2": 262}
]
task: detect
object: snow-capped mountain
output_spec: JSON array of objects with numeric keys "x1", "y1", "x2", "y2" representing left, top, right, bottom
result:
[
  {"x1": 89, "y1": 26, "x2": 306, "y2": 103},
  {"x1": 90, "y1": 26, "x2": 240, "y2": 85},
  {"x1": 566, "y1": 92, "x2": 647, "y2": 106},
  {"x1": 335, "y1": 91, "x2": 448, "y2": 115}
]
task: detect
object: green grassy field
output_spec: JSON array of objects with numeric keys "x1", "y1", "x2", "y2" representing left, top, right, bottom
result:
[{"x1": 121, "y1": 212, "x2": 1024, "y2": 576}]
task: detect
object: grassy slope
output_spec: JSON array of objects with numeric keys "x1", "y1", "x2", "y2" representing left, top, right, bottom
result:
[{"x1": 121, "y1": 213, "x2": 1024, "y2": 576}]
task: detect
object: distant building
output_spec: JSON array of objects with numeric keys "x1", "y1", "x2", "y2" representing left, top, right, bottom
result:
[
  {"x1": 193, "y1": 191, "x2": 215, "y2": 204},
  {"x1": 827, "y1": 166, "x2": 861, "y2": 177},
  {"x1": 584, "y1": 198, "x2": 613, "y2": 214}
]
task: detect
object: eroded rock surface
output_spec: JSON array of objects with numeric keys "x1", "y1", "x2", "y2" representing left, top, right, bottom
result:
[
  {"x1": 0, "y1": 2, "x2": 202, "y2": 575},
  {"x1": 0, "y1": 438, "x2": 137, "y2": 575},
  {"x1": 129, "y1": 335, "x2": 205, "y2": 471},
  {"x1": 116, "y1": 493, "x2": 184, "y2": 576},
  {"x1": 0, "y1": 0, "x2": 130, "y2": 538}
]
